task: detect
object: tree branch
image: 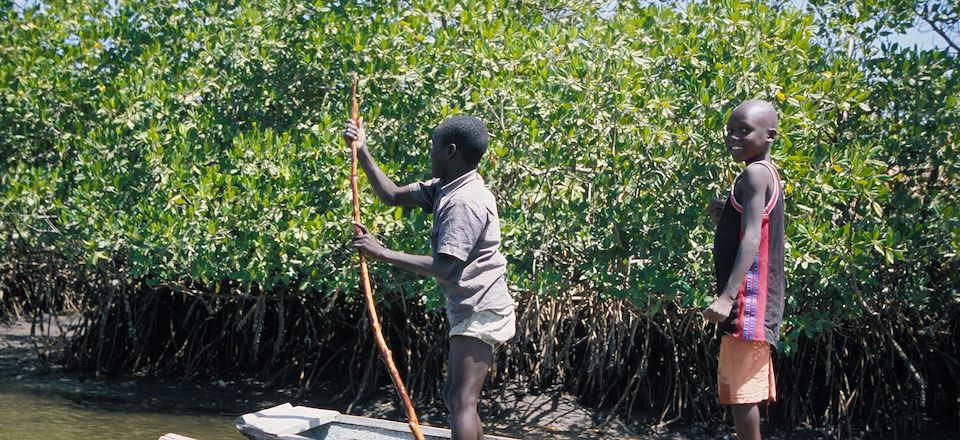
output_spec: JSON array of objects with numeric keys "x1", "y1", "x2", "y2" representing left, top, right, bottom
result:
[{"x1": 917, "y1": 11, "x2": 960, "y2": 53}]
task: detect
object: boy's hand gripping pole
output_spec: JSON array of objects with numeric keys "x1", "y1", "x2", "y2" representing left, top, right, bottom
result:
[{"x1": 348, "y1": 73, "x2": 425, "y2": 440}]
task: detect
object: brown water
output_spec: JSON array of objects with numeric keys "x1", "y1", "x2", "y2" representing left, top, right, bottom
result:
[{"x1": 0, "y1": 387, "x2": 241, "y2": 440}]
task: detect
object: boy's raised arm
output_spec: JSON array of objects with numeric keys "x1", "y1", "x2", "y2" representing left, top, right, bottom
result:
[
  {"x1": 705, "y1": 164, "x2": 771, "y2": 323},
  {"x1": 344, "y1": 120, "x2": 420, "y2": 208}
]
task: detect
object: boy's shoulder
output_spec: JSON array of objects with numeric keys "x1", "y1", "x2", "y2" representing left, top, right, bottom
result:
[
  {"x1": 743, "y1": 161, "x2": 776, "y2": 178},
  {"x1": 450, "y1": 182, "x2": 495, "y2": 207},
  {"x1": 443, "y1": 179, "x2": 497, "y2": 219},
  {"x1": 736, "y1": 162, "x2": 777, "y2": 191}
]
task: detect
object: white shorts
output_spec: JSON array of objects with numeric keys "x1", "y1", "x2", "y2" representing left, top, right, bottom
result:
[{"x1": 449, "y1": 309, "x2": 516, "y2": 350}]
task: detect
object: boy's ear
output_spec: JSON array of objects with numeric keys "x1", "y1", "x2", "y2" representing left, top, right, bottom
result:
[
  {"x1": 766, "y1": 128, "x2": 778, "y2": 142},
  {"x1": 445, "y1": 142, "x2": 458, "y2": 159}
]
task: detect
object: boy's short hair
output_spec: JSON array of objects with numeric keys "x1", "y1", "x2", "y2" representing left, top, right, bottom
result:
[{"x1": 433, "y1": 115, "x2": 489, "y2": 166}]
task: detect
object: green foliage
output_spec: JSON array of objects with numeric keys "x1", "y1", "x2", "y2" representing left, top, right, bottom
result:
[{"x1": 1, "y1": 0, "x2": 957, "y2": 353}]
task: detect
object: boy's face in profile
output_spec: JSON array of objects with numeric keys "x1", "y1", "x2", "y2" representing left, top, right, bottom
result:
[
  {"x1": 724, "y1": 103, "x2": 776, "y2": 163},
  {"x1": 430, "y1": 133, "x2": 447, "y2": 179}
]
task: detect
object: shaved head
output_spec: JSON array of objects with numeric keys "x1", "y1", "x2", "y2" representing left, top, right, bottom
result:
[{"x1": 731, "y1": 100, "x2": 778, "y2": 131}]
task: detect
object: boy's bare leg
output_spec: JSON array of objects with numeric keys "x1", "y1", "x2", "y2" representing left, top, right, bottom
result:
[
  {"x1": 731, "y1": 403, "x2": 761, "y2": 440},
  {"x1": 444, "y1": 335, "x2": 492, "y2": 440}
]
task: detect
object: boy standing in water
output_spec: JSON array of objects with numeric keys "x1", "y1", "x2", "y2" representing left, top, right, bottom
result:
[
  {"x1": 344, "y1": 115, "x2": 516, "y2": 440},
  {"x1": 705, "y1": 100, "x2": 786, "y2": 440}
]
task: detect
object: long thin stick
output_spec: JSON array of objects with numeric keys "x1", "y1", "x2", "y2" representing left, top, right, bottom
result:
[{"x1": 349, "y1": 73, "x2": 425, "y2": 440}]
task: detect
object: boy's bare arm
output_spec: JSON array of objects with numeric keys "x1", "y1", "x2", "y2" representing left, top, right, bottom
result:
[
  {"x1": 351, "y1": 222, "x2": 458, "y2": 280},
  {"x1": 705, "y1": 165, "x2": 771, "y2": 323},
  {"x1": 377, "y1": 249, "x2": 458, "y2": 280},
  {"x1": 344, "y1": 120, "x2": 419, "y2": 207}
]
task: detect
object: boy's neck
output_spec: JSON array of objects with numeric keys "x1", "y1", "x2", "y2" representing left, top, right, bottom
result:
[
  {"x1": 743, "y1": 151, "x2": 772, "y2": 165},
  {"x1": 440, "y1": 165, "x2": 477, "y2": 185}
]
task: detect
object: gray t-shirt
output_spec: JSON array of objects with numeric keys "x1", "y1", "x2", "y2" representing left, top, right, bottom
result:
[{"x1": 407, "y1": 170, "x2": 515, "y2": 326}]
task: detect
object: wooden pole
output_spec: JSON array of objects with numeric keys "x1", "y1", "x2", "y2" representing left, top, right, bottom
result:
[{"x1": 348, "y1": 73, "x2": 425, "y2": 440}]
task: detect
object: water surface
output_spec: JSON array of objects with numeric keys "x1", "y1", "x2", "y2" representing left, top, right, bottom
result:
[{"x1": 0, "y1": 387, "x2": 241, "y2": 440}]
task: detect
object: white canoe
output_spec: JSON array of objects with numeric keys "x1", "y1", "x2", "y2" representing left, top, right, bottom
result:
[{"x1": 235, "y1": 403, "x2": 518, "y2": 440}]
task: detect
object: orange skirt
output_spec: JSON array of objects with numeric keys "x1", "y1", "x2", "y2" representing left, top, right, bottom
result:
[{"x1": 717, "y1": 335, "x2": 777, "y2": 404}]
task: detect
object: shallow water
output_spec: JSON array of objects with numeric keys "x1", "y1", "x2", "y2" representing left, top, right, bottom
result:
[{"x1": 0, "y1": 387, "x2": 241, "y2": 440}]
